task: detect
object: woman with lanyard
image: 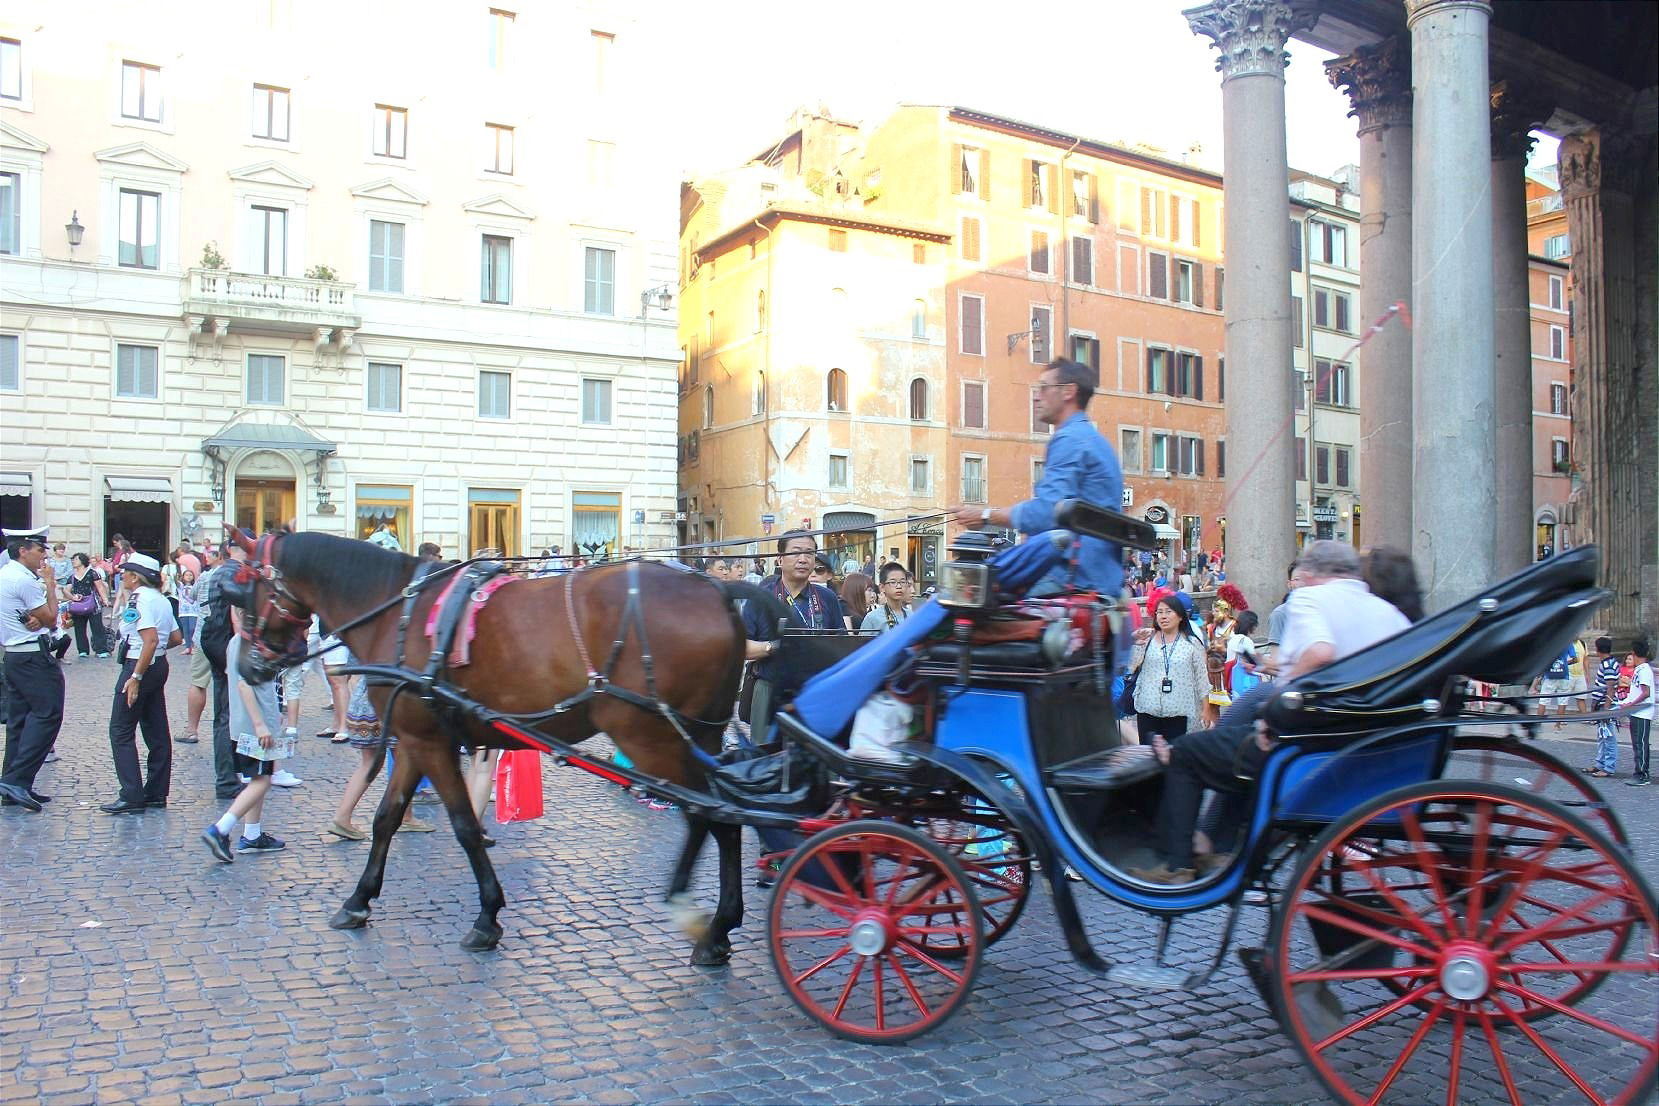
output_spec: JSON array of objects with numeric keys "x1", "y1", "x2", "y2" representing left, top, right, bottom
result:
[
  {"x1": 1127, "y1": 594, "x2": 1209, "y2": 747},
  {"x1": 100, "y1": 553, "x2": 181, "y2": 814}
]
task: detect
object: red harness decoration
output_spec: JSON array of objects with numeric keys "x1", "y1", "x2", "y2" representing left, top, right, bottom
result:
[
  {"x1": 424, "y1": 573, "x2": 520, "y2": 667},
  {"x1": 237, "y1": 533, "x2": 312, "y2": 663}
]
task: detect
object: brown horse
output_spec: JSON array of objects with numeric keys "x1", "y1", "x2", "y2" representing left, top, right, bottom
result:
[{"x1": 223, "y1": 527, "x2": 766, "y2": 964}]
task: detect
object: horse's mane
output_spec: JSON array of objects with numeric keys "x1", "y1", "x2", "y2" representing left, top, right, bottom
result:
[{"x1": 277, "y1": 531, "x2": 418, "y2": 611}]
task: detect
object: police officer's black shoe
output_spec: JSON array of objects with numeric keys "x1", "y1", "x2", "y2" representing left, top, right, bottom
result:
[
  {"x1": 99, "y1": 799, "x2": 147, "y2": 815},
  {"x1": 0, "y1": 782, "x2": 41, "y2": 812}
]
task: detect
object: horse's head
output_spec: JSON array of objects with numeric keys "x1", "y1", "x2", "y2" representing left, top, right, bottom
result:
[{"x1": 223, "y1": 524, "x2": 314, "y2": 685}]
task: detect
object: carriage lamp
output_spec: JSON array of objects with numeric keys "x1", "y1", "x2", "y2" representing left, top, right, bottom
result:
[
  {"x1": 937, "y1": 530, "x2": 999, "y2": 610},
  {"x1": 66, "y1": 211, "x2": 84, "y2": 250}
]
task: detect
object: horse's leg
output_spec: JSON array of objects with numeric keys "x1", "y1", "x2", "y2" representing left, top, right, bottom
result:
[
  {"x1": 424, "y1": 745, "x2": 507, "y2": 951},
  {"x1": 329, "y1": 739, "x2": 420, "y2": 930},
  {"x1": 666, "y1": 813, "x2": 712, "y2": 946},
  {"x1": 690, "y1": 821, "x2": 745, "y2": 967}
]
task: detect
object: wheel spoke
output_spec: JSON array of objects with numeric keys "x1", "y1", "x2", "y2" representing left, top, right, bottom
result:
[
  {"x1": 1480, "y1": 824, "x2": 1571, "y2": 939},
  {"x1": 1287, "y1": 965, "x2": 1436, "y2": 984},
  {"x1": 776, "y1": 926, "x2": 854, "y2": 939},
  {"x1": 894, "y1": 937, "x2": 968, "y2": 986},
  {"x1": 787, "y1": 878, "x2": 859, "y2": 921},
  {"x1": 1299, "y1": 902, "x2": 1441, "y2": 963},
  {"x1": 1496, "y1": 886, "x2": 1619, "y2": 957},
  {"x1": 1364, "y1": 997, "x2": 1447, "y2": 1106},
  {"x1": 1463, "y1": 795, "x2": 1494, "y2": 940},
  {"x1": 1493, "y1": 980, "x2": 1659, "y2": 1051},
  {"x1": 829, "y1": 953, "x2": 866, "y2": 1020},
  {"x1": 1351, "y1": 859, "x2": 1453, "y2": 946},
  {"x1": 872, "y1": 952, "x2": 885, "y2": 1031},
  {"x1": 821, "y1": 843, "x2": 864, "y2": 903},
  {"x1": 1314, "y1": 981, "x2": 1439, "y2": 1052},
  {"x1": 1476, "y1": 1008, "x2": 1527, "y2": 1106},
  {"x1": 1401, "y1": 806, "x2": 1460, "y2": 935},
  {"x1": 885, "y1": 950, "x2": 931, "y2": 1019},
  {"x1": 1489, "y1": 993, "x2": 1610, "y2": 1105},
  {"x1": 1444, "y1": 1008, "x2": 1467, "y2": 1106},
  {"x1": 791, "y1": 943, "x2": 852, "y2": 986}
]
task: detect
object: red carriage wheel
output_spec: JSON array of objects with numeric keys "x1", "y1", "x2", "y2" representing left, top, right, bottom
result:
[
  {"x1": 768, "y1": 820, "x2": 983, "y2": 1044},
  {"x1": 1267, "y1": 782, "x2": 1658, "y2": 1106},
  {"x1": 911, "y1": 810, "x2": 1032, "y2": 957},
  {"x1": 1444, "y1": 734, "x2": 1628, "y2": 844}
]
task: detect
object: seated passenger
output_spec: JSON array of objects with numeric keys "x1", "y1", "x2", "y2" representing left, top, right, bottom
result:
[
  {"x1": 1129, "y1": 541, "x2": 1411, "y2": 885},
  {"x1": 741, "y1": 531, "x2": 846, "y2": 732}
]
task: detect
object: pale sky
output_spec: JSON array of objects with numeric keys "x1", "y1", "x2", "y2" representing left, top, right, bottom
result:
[{"x1": 628, "y1": 0, "x2": 1364, "y2": 191}]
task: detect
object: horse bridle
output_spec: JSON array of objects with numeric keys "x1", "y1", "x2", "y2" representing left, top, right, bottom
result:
[{"x1": 233, "y1": 533, "x2": 313, "y2": 666}]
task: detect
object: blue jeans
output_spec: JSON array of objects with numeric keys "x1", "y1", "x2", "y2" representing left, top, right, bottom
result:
[{"x1": 1594, "y1": 719, "x2": 1619, "y2": 773}]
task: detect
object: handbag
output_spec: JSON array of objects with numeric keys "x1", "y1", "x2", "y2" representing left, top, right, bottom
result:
[
  {"x1": 494, "y1": 749, "x2": 545, "y2": 822},
  {"x1": 66, "y1": 593, "x2": 99, "y2": 616},
  {"x1": 1112, "y1": 661, "x2": 1142, "y2": 716}
]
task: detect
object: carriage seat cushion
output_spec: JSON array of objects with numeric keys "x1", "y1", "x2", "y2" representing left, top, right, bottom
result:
[
  {"x1": 1048, "y1": 744, "x2": 1163, "y2": 791},
  {"x1": 921, "y1": 641, "x2": 1048, "y2": 669}
]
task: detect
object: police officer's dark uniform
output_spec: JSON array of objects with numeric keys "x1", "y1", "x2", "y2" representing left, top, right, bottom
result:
[{"x1": 0, "y1": 533, "x2": 65, "y2": 812}]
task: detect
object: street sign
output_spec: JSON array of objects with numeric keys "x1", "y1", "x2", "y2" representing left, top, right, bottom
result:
[
  {"x1": 633, "y1": 509, "x2": 646, "y2": 524},
  {"x1": 760, "y1": 513, "x2": 776, "y2": 525}
]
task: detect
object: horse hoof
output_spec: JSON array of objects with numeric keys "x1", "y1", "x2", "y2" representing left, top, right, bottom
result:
[
  {"x1": 329, "y1": 907, "x2": 370, "y2": 930},
  {"x1": 667, "y1": 893, "x2": 710, "y2": 943},
  {"x1": 690, "y1": 942, "x2": 731, "y2": 968},
  {"x1": 461, "y1": 925, "x2": 502, "y2": 951}
]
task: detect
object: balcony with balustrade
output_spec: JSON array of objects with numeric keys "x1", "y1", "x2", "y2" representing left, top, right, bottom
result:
[{"x1": 183, "y1": 268, "x2": 361, "y2": 347}]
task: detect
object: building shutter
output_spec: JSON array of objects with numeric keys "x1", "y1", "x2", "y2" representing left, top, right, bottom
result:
[
  {"x1": 1290, "y1": 219, "x2": 1303, "y2": 272},
  {"x1": 1167, "y1": 255, "x2": 1178, "y2": 302},
  {"x1": 1192, "y1": 200, "x2": 1202, "y2": 248},
  {"x1": 1194, "y1": 355, "x2": 1204, "y2": 401},
  {"x1": 979, "y1": 149, "x2": 991, "y2": 202},
  {"x1": 1088, "y1": 174, "x2": 1100, "y2": 223},
  {"x1": 1196, "y1": 440, "x2": 1205, "y2": 476},
  {"x1": 1045, "y1": 166, "x2": 1059, "y2": 214},
  {"x1": 1148, "y1": 252, "x2": 1167, "y2": 298},
  {"x1": 1192, "y1": 263, "x2": 1204, "y2": 309},
  {"x1": 951, "y1": 144, "x2": 963, "y2": 194},
  {"x1": 964, "y1": 381, "x2": 984, "y2": 428}
]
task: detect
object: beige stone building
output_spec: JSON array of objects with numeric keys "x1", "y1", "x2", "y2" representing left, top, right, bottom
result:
[
  {"x1": 0, "y1": 1, "x2": 678, "y2": 559},
  {"x1": 677, "y1": 116, "x2": 951, "y2": 579}
]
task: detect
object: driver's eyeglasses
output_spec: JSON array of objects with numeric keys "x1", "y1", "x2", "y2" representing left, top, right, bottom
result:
[{"x1": 1037, "y1": 380, "x2": 1071, "y2": 391}]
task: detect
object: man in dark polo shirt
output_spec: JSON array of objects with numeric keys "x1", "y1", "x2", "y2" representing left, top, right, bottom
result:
[{"x1": 740, "y1": 530, "x2": 845, "y2": 731}]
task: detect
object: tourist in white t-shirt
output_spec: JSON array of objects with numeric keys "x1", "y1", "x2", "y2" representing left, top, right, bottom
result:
[{"x1": 1619, "y1": 638, "x2": 1653, "y2": 786}]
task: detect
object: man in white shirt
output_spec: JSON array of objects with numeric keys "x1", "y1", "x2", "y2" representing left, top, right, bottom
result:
[
  {"x1": 100, "y1": 553, "x2": 182, "y2": 814},
  {"x1": 1131, "y1": 541, "x2": 1410, "y2": 884},
  {"x1": 1620, "y1": 637, "x2": 1653, "y2": 786},
  {"x1": 0, "y1": 533, "x2": 63, "y2": 812}
]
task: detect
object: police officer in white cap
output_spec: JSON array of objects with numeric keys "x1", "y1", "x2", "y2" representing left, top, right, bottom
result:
[
  {"x1": 0, "y1": 529, "x2": 62, "y2": 811},
  {"x1": 100, "y1": 552, "x2": 181, "y2": 814}
]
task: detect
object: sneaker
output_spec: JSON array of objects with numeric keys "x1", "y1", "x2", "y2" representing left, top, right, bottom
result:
[
  {"x1": 237, "y1": 832, "x2": 287, "y2": 853},
  {"x1": 201, "y1": 826, "x2": 235, "y2": 863},
  {"x1": 96, "y1": 652, "x2": 110, "y2": 659},
  {"x1": 237, "y1": 773, "x2": 251, "y2": 785},
  {"x1": 1624, "y1": 775, "x2": 1652, "y2": 787},
  {"x1": 42, "y1": 749, "x2": 59, "y2": 764},
  {"x1": 271, "y1": 769, "x2": 303, "y2": 788}
]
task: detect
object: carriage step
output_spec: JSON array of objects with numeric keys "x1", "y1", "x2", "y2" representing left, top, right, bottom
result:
[{"x1": 1105, "y1": 961, "x2": 1195, "y2": 991}]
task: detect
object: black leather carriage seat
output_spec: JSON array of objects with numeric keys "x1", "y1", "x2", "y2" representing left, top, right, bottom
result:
[
  {"x1": 1261, "y1": 545, "x2": 1607, "y2": 737},
  {"x1": 1048, "y1": 744, "x2": 1163, "y2": 792},
  {"x1": 919, "y1": 641, "x2": 1050, "y2": 669}
]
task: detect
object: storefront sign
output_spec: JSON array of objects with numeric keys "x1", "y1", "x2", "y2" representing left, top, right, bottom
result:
[
  {"x1": 1312, "y1": 505, "x2": 1340, "y2": 523},
  {"x1": 1121, "y1": 487, "x2": 1134, "y2": 508},
  {"x1": 1143, "y1": 505, "x2": 1169, "y2": 524}
]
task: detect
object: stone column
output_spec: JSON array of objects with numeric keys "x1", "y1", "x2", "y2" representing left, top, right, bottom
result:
[
  {"x1": 1406, "y1": 0, "x2": 1496, "y2": 612},
  {"x1": 1559, "y1": 130, "x2": 1653, "y2": 641},
  {"x1": 1184, "y1": 0, "x2": 1316, "y2": 614},
  {"x1": 1326, "y1": 37, "x2": 1414, "y2": 550},
  {"x1": 1488, "y1": 80, "x2": 1552, "y2": 580}
]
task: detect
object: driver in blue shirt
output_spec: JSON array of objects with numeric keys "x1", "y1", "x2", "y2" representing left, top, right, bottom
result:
[{"x1": 951, "y1": 357, "x2": 1124, "y2": 596}]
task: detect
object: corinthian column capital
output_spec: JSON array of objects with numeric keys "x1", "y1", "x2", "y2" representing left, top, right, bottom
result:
[
  {"x1": 1326, "y1": 37, "x2": 1412, "y2": 135},
  {"x1": 1489, "y1": 79, "x2": 1553, "y2": 160},
  {"x1": 1405, "y1": 0, "x2": 1493, "y2": 24},
  {"x1": 1183, "y1": 0, "x2": 1320, "y2": 81}
]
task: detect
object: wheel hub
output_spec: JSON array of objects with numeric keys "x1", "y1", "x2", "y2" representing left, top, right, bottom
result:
[
  {"x1": 1438, "y1": 940, "x2": 1498, "y2": 1002},
  {"x1": 848, "y1": 908, "x2": 894, "y2": 957}
]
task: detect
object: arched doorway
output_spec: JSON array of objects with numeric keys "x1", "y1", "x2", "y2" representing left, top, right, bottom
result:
[
  {"x1": 1535, "y1": 509, "x2": 1558, "y2": 561},
  {"x1": 232, "y1": 451, "x2": 298, "y2": 535},
  {"x1": 822, "y1": 510, "x2": 876, "y2": 572}
]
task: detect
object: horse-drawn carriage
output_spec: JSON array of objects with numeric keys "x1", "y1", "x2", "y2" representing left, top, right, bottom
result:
[{"x1": 223, "y1": 505, "x2": 1655, "y2": 1106}]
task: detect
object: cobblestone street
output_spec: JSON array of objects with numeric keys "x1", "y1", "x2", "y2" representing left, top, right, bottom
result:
[{"x1": 3, "y1": 656, "x2": 1655, "y2": 1105}]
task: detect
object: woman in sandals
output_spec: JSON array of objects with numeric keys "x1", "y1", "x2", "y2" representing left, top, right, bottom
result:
[{"x1": 327, "y1": 656, "x2": 434, "y2": 840}]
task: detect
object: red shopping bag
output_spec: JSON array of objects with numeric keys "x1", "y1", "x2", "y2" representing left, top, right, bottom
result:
[{"x1": 494, "y1": 750, "x2": 545, "y2": 822}]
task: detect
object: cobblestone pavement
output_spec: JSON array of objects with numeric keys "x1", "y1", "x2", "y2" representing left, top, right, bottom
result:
[{"x1": 2, "y1": 656, "x2": 1655, "y2": 1105}]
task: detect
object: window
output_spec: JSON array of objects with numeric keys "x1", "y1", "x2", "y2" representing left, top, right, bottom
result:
[
  {"x1": 365, "y1": 361, "x2": 402, "y2": 412},
  {"x1": 121, "y1": 61, "x2": 161, "y2": 122},
  {"x1": 590, "y1": 29, "x2": 612, "y2": 92},
  {"x1": 1147, "y1": 251, "x2": 1167, "y2": 298},
  {"x1": 910, "y1": 458, "x2": 930, "y2": 494},
  {"x1": 117, "y1": 189, "x2": 159, "y2": 269},
  {"x1": 1543, "y1": 234, "x2": 1568, "y2": 260},
  {"x1": 1150, "y1": 432, "x2": 1171, "y2": 474},
  {"x1": 828, "y1": 452, "x2": 849, "y2": 489},
  {"x1": 1335, "y1": 446, "x2": 1352, "y2": 488},
  {"x1": 1120, "y1": 428, "x2": 1142, "y2": 474},
  {"x1": 0, "y1": 334, "x2": 16, "y2": 391},
  {"x1": 1029, "y1": 388, "x2": 1053, "y2": 435},
  {"x1": 1071, "y1": 334, "x2": 1100, "y2": 369},
  {"x1": 1174, "y1": 352, "x2": 1204, "y2": 399},
  {"x1": 1071, "y1": 236, "x2": 1093, "y2": 286},
  {"x1": 583, "y1": 246, "x2": 615, "y2": 315},
  {"x1": 1313, "y1": 287, "x2": 1350, "y2": 331},
  {"x1": 960, "y1": 294, "x2": 984, "y2": 356},
  {"x1": 478, "y1": 370, "x2": 510, "y2": 418},
  {"x1": 251, "y1": 84, "x2": 289, "y2": 141},
  {"x1": 368, "y1": 219, "x2": 405, "y2": 293},
  {"x1": 1070, "y1": 170, "x2": 1097, "y2": 221},
  {"x1": 1314, "y1": 359, "x2": 1351, "y2": 406},
  {"x1": 1216, "y1": 440, "x2": 1226, "y2": 478},
  {"x1": 1335, "y1": 292, "x2": 1351, "y2": 333},
  {"x1": 472, "y1": 487, "x2": 523, "y2": 558},
  {"x1": 0, "y1": 38, "x2": 19, "y2": 101},
  {"x1": 1175, "y1": 259, "x2": 1196, "y2": 305},
  {"x1": 957, "y1": 145, "x2": 985, "y2": 198},
  {"x1": 487, "y1": 9, "x2": 515, "y2": 68},
  {"x1": 247, "y1": 354, "x2": 284, "y2": 406},
  {"x1": 961, "y1": 380, "x2": 985, "y2": 429},
  {"x1": 959, "y1": 216, "x2": 982, "y2": 262},
  {"x1": 826, "y1": 368, "x2": 848, "y2": 412},
  {"x1": 1146, "y1": 347, "x2": 1171, "y2": 394},
  {"x1": 1295, "y1": 437, "x2": 1307, "y2": 481},
  {"x1": 1549, "y1": 325, "x2": 1565, "y2": 360},
  {"x1": 1032, "y1": 459, "x2": 1045, "y2": 491},
  {"x1": 1550, "y1": 382, "x2": 1567, "y2": 415},
  {"x1": 0, "y1": 173, "x2": 17, "y2": 255},
  {"x1": 486, "y1": 123, "x2": 514, "y2": 175},
  {"x1": 1295, "y1": 369, "x2": 1307, "y2": 411},
  {"x1": 1177, "y1": 435, "x2": 1205, "y2": 476},
  {"x1": 1219, "y1": 357, "x2": 1225, "y2": 401},
  {"x1": 480, "y1": 235, "x2": 512, "y2": 304},
  {"x1": 1310, "y1": 220, "x2": 1348, "y2": 267},
  {"x1": 961, "y1": 456, "x2": 986, "y2": 503},
  {"x1": 355, "y1": 485, "x2": 412, "y2": 544},
  {"x1": 253, "y1": 205, "x2": 287, "y2": 275},
  {"x1": 1551, "y1": 438, "x2": 1569, "y2": 470},
  {"x1": 1547, "y1": 274, "x2": 1564, "y2": 310},
  {"x1": 373, "y1": 104, "x2": 407, "y2": 159},
  {"x1": 1292, "y1": 295, "x2": 1304, "y2": 347},
  {"x1": 1290, "y1": 219, "x2": 1303, "y2": 272},
  {"x1": 911, "y1": 298, "x2": 926, "y2": 340},
  {"x1": 828, "y1": 228, "x2": 847, "y2": 252},
  {"x1": 1030, "y1": 305, "x2": 1051, "y2": 363},
  {"x1": 1027, "y1": 160, "x2": 1049, "y2": 209},
  {"x1": 702, "y1": 384, "x2": 714, "y2": 428},
  {"x1": 582, "y1": 377, "x2": 612, "y2": 425},
  {"x1": 115, "y1": 343, "x2": 158, "y2": 399},
  {"x1": 1315, "y1": 444, "x2": 1330, "y2": 486},
  {"x1": 1029, "y1": 230, "x2": 1050, "y2": 275},
  {"x1": 1140, "y1": 186, "x2": 1168, "y2": 238},
  {"x1": 1169, "y1": 196, "x2": 1201, "y2": 247},
  {"x1": 909, "y1": 377, "x2": 928, "y2": 420},
  {"x1": 912, "y1": 242, "x2": 926, "y2": 265},
  {"x1": 756, "y1": 290, "x2": 768, "y2": 334}
]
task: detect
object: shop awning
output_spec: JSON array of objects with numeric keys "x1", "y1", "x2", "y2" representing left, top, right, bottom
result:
[
  {"x1": 0, "y1": 472, "x2": 30, "y2": 497},
  {"x1": 1150, "y1": 523, "x2": 1180, "y2": 540},
  {"x1": 201, "y1": 423, "x2": 337, "y2": 453},
  {"x1": 105, "y1": 476, "x2": 174, "y2": 504}
]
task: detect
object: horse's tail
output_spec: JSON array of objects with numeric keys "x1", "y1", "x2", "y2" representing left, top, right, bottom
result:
[{"x1": 720, "y1": 580, "x2": 789, "y2": 629}]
